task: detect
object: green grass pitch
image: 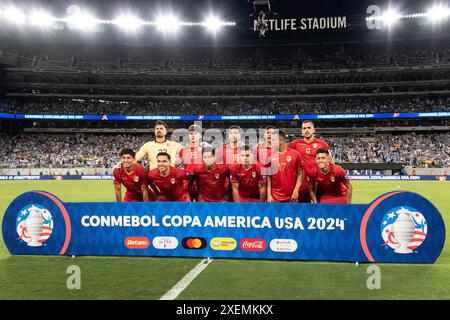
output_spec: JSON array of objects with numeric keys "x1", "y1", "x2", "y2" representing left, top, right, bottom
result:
[{"x1": 0, "y1": 180, "x2": 448, "y2": 299}]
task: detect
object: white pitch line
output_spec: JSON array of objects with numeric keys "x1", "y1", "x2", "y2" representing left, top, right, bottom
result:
[{"x1": 160, "y1": 258, "x2": 213, "y2": 300}]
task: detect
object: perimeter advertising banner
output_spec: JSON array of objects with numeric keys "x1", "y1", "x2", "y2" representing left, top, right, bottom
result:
[{"x1": 2, "y1": 190, "x2": 446, "y2": 263}]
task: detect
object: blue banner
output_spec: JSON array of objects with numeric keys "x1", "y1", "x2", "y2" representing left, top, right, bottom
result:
[
  {"x1": 2, "y1": 112, "x2": 450, "y2": 121},
  {"x1": 2, "y1": 190, "x2": 445, "y2": 263}
]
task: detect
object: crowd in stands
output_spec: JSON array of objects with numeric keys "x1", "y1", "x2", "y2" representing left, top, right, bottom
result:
[
  {"x1": 1, "y1": 97, "x2": 450, "y2": 115},
  {"x1": 0, "y1": 132, "x2": 448, "y2": 169}
]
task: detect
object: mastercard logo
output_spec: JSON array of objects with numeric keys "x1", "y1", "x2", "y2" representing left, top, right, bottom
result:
[{"x1": 182, "y1": 237, "x2": 207, "y2": 249}]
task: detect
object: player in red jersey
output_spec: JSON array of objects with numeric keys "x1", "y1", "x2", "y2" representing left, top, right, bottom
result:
[
  {"x1": 193, "y1": 147, "x2": 230, "y2": 202},
  {"x1": 267, "y1": 131, "x2": 304, "y2": 203},
  {"x1": 288, "y1": 120, "x2": 331, "y2": 202},
  {"x1": 254, "y1": 125, "x2": 275, "y2": 169},
  {"x1": 309, "y1": 149, "x2": 352, "y2": 204},
  {"x1": 179, "y1": 124, "x2": 203, "y2": 201},
  {"x1": 219, "y1": 125, "x2": 242, "y2": 167},
  {"x1": 231, "y1": 146, "x2": 266, "y2": 202},
  {"x1": 147, "y1": 152, "x2": 190, "y2": 202},
  {"x1": 113, "y1": 148, "x2": 149, "y2": 202}
]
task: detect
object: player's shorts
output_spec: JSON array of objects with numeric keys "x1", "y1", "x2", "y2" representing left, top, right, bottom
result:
[
  {"x1": 238, "y1": 196, "x2": 262, "y2": 202},
  {"x1": 319, "y1": 196, "x2": 349, "y2": 204},
  {"x1": 298, "y1": 181, "x2": 312, "y2": 203},
  {"x1": 123, "y1": 192, "x2": 144, "y2": 202},
  {"x1": 158, "y1": 191, "x2": 191, "y2": 202},
  {"x1": 198, "y1": 194, "x2": 228, "y2": 202}
]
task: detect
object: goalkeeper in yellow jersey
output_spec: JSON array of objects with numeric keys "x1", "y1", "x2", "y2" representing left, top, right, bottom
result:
[{"x1": 135, "y1": 121, "x2": 183, "y2": 170}]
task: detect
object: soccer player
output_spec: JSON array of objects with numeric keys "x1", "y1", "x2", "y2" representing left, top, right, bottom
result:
[
  {"x1": 179, "y1": 124, "x2": 203, "y2": 201},
  {"x1": 135, "y1": 121, "x2": 183, "y2": 170},
  {"x1": 147, "y1": 152, "x2": 190, "y2": 202},
  {"x1": 113, "y1": 148, "x2": 149, "y2": 202},
  {"x1": 219, "y1": 125, "x2": 242, "y2": 167},
  {"x1": 193, "y1": 147, "x2": 230, "y2": 202},
  {"x1": 267, "y1": 131, "x2": 304, "y2": 203},
  {"x1": 254, "y1": 125, "x2": 275, "y2": 168},
  {"x1": 288, "y1": 120, "x2": 331, "y2": 202},
  {"x1": 231, "y1": 146, "x2": 266, "y2": 202},
  {"x1": 309, "y1": 149, "x2": 352, "y2": 204}
]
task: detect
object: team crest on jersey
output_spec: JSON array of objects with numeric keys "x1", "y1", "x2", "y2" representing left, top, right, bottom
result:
[
  {"x1": 170, "y1": 178, "x2": 176, "y2": 184},
  {"x1": 313, "y1": 143, "x2": 318, "y2": 149},
  {"x1": 305, "y1": 148, "x2": 311, "y2": 155},
  {"x1": 330, "y1": 176, "x2": 335, "y2": 182},
  {"x1": 252, "y1": 172, "x2": 256, "y2": 178},
  {"x1": 134, "y1": 176, "x2": 139, "y2": 182},
  {"x1": 286, "y1": 156, "x2": 292, "y2": 162},
  {"x1": 215, "y1": 173, "x2": 220, "y2": 179}
]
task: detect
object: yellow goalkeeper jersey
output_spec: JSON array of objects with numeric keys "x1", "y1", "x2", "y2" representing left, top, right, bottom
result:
[{"x1": 135, "y1": 140, "x2": 183, "y2": 170}]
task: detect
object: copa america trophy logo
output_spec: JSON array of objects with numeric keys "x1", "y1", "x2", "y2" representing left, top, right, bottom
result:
[
  {"x1": 381, "y1": 206, "x2": 428, "y2": 254},
  {"x1": 16, "y1": 204, "x2": 54, "y2": 247}
]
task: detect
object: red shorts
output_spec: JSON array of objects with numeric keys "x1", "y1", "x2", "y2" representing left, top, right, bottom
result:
[
  {"x1": 123, "y1": 192, "x2": 143, "y2": 202},
  {"x1": 298, "y1": 181, "x2": 312, "y2": 203},
  {"x1": 319, "y1": 196, "x2": 349, "y2": 204},
  {"x1": 238, "y1": 196, "x2": 261, "y2": 202}
]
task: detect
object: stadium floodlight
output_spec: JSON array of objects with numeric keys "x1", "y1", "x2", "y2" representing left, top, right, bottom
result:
[
  {"x1": 427, "y1": 5, "x2": 450, "y2": 22},
  {"x1": 381, "y1": 8, "x2": 401, "y2": 27},
  {"x1": 113, "y1": 13, "x2": 144, "y2": 32},
  {"x1": 203, "y1": 15, "x2": 223, "y2": 34},
  {"x1": 65, "y1": 6, "x2": 98, "y2": 31},
  {"x1": 3, "y1": 6, "x2": 26, "y2": 25},
  {"x1": 155, "y1": 14, "x2": 181, "y2": 33},
  {"x1": 28, "y1": 10, "x2": 55, "y2": 28}
]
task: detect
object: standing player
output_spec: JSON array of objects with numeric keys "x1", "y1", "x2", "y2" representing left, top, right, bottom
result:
[
  {"x1": 193, "y1": 147, "x2": 230, "y2": 202},
  {"x1": 179, "y1": 124, "x2": 203, "y2": 201},
  {"x1": 147, "y1": 152, "x2": 190, "y2": 202},
  {"x1": 288, "y1": 120, "x2": 331, "y2": 202},
  {"x1": 309, "y1": 149, "x2": 352, "y2": 204},
  {"x1": 267, "y1": 131, "x2": 304, "y2": 203},
  {"x1": 135, "y1": 121, "x2": 182, "y2": 170},
  {"x1": 113, "y1": 148, "x2": 149, "y2": 202},
  {"x1": 254, "y1": 125, "x2": 275, "y2": 168},
  {"x1": 231, "y1": 146, "x2": 266, "y2": 202},
  {"x1": 219, "y1": 125, "x2": 242, "y2": 167}
]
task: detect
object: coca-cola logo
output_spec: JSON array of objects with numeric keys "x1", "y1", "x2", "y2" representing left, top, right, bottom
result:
[{"x1": 240, "y1": 238, "x2": 267, "y2": 252}]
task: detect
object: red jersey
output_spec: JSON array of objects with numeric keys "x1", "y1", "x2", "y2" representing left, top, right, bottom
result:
[
  {"x1": 218, "y1": 144, "x2": 240, "y2": 168},
  {"x1": 288, "y1": 138, "x2": 330, "y2": 177},
  {"x1": 179, "y1": 145, "x2": 203, "y2": 174},
  {"x1": 230, "y1": 163, "x2": 265, "y2": 202},
  {"x1": 147, "y1": 167, "x2": 189, "y2": 201},
  {"x1": 269, "y1": 148, "x2": 303, "y2": 202},
  {"x1": 113, "y1": 164, "x2": 148, "y2": 202},
  {"x1": 254, "y1": 142, "x2": 273, "y2": 168},
  {"x1": 194, "y1": 164, "x2": 230, "y2": 202},
  {"x1": 310, "y1": 163, "x2": 349, "y2": 203}
]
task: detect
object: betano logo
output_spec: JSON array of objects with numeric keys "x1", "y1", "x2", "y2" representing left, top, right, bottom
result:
[
  {"x1": 152, "y1": 236, "x2": 178, "y2": 249},
  {"x1": 182, "y1": 237, "x2": 207, "y2": 249},
  {"x1": 124, "y1": 236, "x2": 150, "y2": 249},
  {"x1": 210, "y1": 237, "x2": 237, "y2": 251},
  {"x1": 240, "y1": 238, "x2": 267, "y2": 252}
]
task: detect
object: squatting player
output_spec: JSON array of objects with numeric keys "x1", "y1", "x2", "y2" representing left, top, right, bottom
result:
[
  {"x1": 266, "y1": 131, "x2": 304, "y2": 203},
  {"x1": 309, "y1": 149, "x2": 352, "y2": 204},
  {"x1": 288, "y1": 120, "x2": 331, "y2": 202},
  {"x1": 193, "y1": 146, "x2": 230, "y2": 202},
  {"x1": 113, "y1": 148, "x2": 149, "y2": 202},
  {"x1": 135, "y1": 120, "x2": 182, "y2": 170},
  {"x1": 231, "y1": 146, "x2": 266, "y2": 202},
  {"x1": 147, "y1": 152, "x2": 190, "y2": 202}
]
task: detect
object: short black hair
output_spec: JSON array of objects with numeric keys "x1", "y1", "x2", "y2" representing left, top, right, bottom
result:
[
  {"x1": 229, "y1": 125, "x2": 240, "y2": 131},
  {"x1": 265, "y1": 125, "x2": 276, "y2": 130},
  {"x1": 302, "y1": 120, "x2": 315, "y2": 127},
  {"x1": 316, "y1": 148, "x2": 329, "y2": 156},
  {"x1": 120, "y1": 148, "x2": 135, "y2": 158},
  {"x1": 154, "y1": 120, "x2": 168, "y2": 130},
  {"x1": 156, "y1": 152, "x2": 171, "y2": 160},
  {"x1": 202, "y1": 146, "x2": 216, "y2": 156},
  {"x1": 278, "y1": 130, "x2": 286, "y2": 140}
]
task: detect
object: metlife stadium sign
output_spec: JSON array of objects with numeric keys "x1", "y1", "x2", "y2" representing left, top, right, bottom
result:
[{"x1": 2, "y1": 190, "x2": 445, "y2": 263}]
